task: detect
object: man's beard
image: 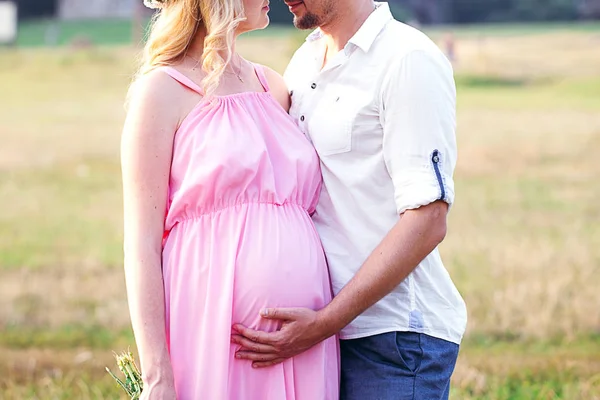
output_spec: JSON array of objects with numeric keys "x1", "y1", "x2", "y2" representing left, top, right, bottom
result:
[
  {"x1": 293, "y1": 1, "x2": 333, "y2": 30},
  {"x1": 294, "y1": 12, "x2": 321, "y2": 30}
]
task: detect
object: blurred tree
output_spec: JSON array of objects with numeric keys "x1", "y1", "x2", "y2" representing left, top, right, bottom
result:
[
  {"x1": 15, "y1": 0, "x2": 56, "y2": 19},
  {"x1": 577, "y1": 0, "x2": 600, "y2": 18},
  {"x1": 389, "y1": 0, "x2": 591, "y2": 23},
  {"x1": 511, "y1": 0, "x2": 579, "y2": 21},
  {"x1": 267, "y1": 2, "x2": 293, "y2": 24},
  {"x1": 13, "y1": 0, "x2": 600, "y2": 24},
  {"x1": 387, "y1": 2, "x2": 414, "y2": 22},
  {"x1": 445, "y1": 0, "x2": 511, "y2": 23},
  {"x1": 408, "y1": 0, "x2": 451, "y2": 24}
]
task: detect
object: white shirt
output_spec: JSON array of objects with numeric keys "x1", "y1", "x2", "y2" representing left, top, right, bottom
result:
[{"x1": 284, "y1": 2, "x2": 467, "y2": 344}]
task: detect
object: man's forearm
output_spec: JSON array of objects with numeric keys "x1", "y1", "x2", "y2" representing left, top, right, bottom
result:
[{"x1": 317, "y1": 201, "x2": 449, "y2": 335}]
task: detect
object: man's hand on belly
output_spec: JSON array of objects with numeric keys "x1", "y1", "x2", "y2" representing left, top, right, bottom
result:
[
  {"x1": 232, "y1": 201, "x2": 449, "y2": 368},
  {"x1": 231, "y1": 307, "x2": 335, "y2": 368}
]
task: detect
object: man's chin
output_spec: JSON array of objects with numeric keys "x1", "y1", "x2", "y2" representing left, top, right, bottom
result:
[{"x1": 293, "y1": 16, "x2": 319, "y2": 30}]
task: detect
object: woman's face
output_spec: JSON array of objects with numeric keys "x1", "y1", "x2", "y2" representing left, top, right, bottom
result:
[{"x1": 238, "y1": 0, "x2": 270, "y2": 33}]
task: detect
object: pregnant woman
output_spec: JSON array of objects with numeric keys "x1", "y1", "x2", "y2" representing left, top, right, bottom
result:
[{"x1": 120, "y1": 0, "x2": 339, "y2": 399}]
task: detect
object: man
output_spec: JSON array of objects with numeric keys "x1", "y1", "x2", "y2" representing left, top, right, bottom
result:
[{"x1": 232, "y1": 1, "x2": 467, "y2": 398}]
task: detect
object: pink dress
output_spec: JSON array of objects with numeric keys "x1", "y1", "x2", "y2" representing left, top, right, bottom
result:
[{"x1": 159, "y1": 65, "x2": 340, "y2": 399}]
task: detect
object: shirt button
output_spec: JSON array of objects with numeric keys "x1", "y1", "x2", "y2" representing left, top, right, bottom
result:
[
  {"x1": 311, "y1": 83, "x2": 317, "y2": 89},
  {"x1": 300, "y1": 115, "x2": 305, "y2": 121}
]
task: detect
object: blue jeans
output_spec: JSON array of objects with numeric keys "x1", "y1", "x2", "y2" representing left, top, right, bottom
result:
[{"x1": 340, "y1": 331, "x2": 459, "y2": 400}]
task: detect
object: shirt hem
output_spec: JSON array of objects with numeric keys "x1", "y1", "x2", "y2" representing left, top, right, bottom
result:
[{"x1": 339, "y1": 326, "x2": 463, "y2": 345}]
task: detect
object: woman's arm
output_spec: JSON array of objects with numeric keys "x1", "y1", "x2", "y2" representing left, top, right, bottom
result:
[{"x1": 120, "y1": 70, "x2": 181, "y2": 395}]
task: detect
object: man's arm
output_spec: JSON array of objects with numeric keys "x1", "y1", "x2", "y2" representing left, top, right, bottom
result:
[
  {"x1": 312, "y1": 200, "x2": 448, "y2": 333},
  {"x1": 232, "y1": 49, "x2": 457, "y2": 367},
  {"x1": 232, "y1": 202, "x2": 448, "y2": 367}
]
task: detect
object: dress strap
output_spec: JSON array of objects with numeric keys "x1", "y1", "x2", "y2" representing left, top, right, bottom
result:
[
  {"x1": 252, "y1": 63, "x2": 270, "y2": 92},
  {"x1": 159, "y1": 66, "x2": 205, "y2": 95}
]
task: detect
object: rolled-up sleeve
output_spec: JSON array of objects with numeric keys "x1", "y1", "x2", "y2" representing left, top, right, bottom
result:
[{"x1": 380, "y1": 49, "x2": 457, "y2": 215}]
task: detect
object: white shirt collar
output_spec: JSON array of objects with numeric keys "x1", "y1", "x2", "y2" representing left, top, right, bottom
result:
[{"x1": 305, "y1": 2, "x2": 393, "y2": 53}]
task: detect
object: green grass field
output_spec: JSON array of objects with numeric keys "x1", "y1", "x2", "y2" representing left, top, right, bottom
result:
[
  {"x1": 13, "y1": 18, "x2": 301, "y2": 47},
  {"x1": 1, "y1": 21, "x2": 600, "y2": 399},
  {"x1": 13, "y1": 17, "x2": 600, "y2": 47}
]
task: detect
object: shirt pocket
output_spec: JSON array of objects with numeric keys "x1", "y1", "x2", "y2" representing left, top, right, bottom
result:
[{"x1": 308, "y1": 85, "x2": 359, "y2": 156}]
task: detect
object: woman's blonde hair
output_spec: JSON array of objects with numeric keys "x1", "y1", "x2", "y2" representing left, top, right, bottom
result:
[{"x1": 137, "y1": 0, "x2": 245, "y2": 97}]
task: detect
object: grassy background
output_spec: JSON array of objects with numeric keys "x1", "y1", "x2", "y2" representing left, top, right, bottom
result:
[
  {"x1": 12, "y1": 17, "x2": 600, "y2": 47},
  {"x1": 1, "y1": 20, "x2": 600, "y2": 399}
]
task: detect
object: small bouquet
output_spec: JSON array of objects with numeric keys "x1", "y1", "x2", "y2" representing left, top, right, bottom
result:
[{"x1": 106, "y1": 351, "x2": 144, "y2": 399}]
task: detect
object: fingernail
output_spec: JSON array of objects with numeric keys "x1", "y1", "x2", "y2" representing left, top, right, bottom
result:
[
  {"x1": 260, "y1": 309, "x2": 269, "y2": 317},
  {"x1": 236, "y1": 353, "x2": 241, "y2": 359}
]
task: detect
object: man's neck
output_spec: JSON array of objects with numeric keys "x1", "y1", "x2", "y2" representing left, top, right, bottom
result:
[{"x1": 320, "y1": 0, "x2": 376, "y2": 55}]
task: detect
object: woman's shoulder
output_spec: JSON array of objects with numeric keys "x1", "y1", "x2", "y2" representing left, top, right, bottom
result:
[
  {"x1": 129, "y1": 68, "x2": 186, "y2": 105},
  {"x1": 128, "y1": 67, "x2": 202, "y2": 127},
  {"x1": 258, "y1": 64, "x2": 291, "y2": 112},
  {"x1": 124, "y1": 68, "x2": 188, "y2": 136}
]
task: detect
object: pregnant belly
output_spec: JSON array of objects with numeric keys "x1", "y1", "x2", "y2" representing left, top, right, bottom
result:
[
  {"x1": 231, "y1": 204, "x2": 332, "y2": 331},
  {"x1": 162, "y1": 203, "x2": 333, "y2": 335}
]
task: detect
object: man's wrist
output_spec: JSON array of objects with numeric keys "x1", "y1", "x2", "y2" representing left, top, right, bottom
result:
[{"x1": 316, "y1": 305, "x2": 348, "y2": 339}]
